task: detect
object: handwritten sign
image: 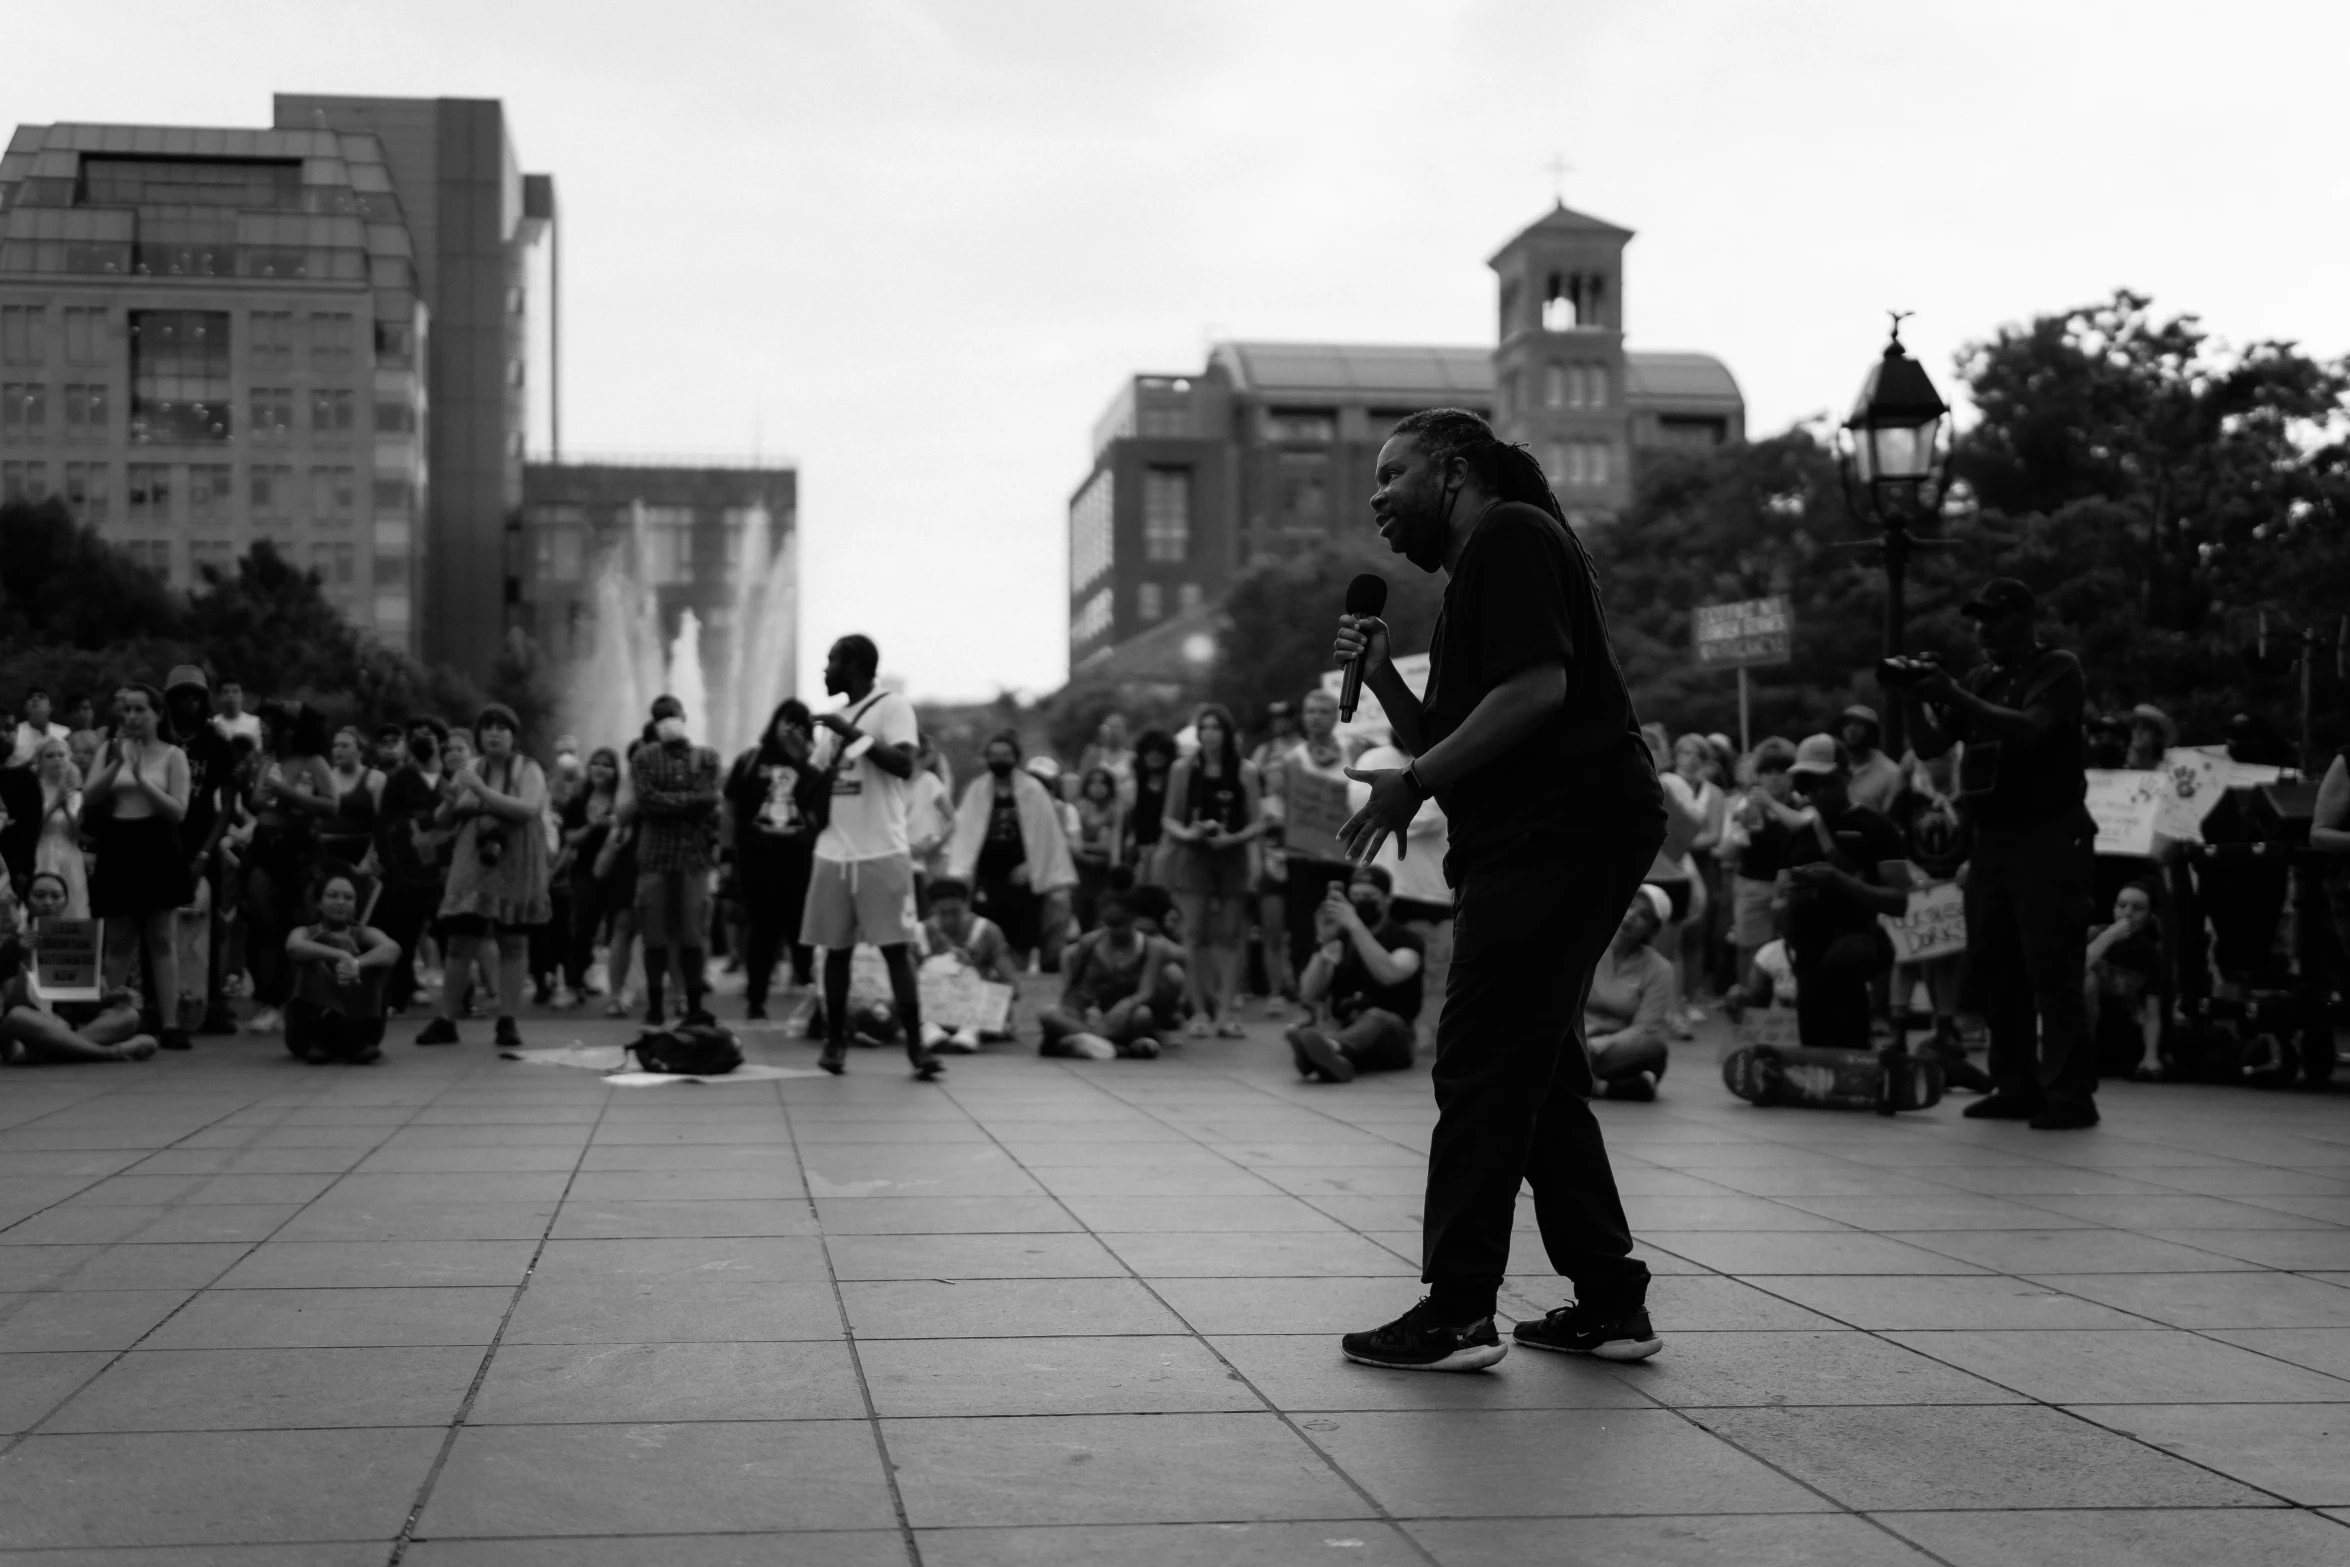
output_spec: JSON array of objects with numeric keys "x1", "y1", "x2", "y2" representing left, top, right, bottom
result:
[
  {"x1": 30, "y1": 917, "x2": 102, "y2": 1004},
  {"x1": 1881, "y1": 881, "x2": 1966, "y2": 965},
  {"x1": 2151, "y1": 749, "x2": 2227, "y2": 841},
  {"x1": 1692, "y1": 596, "x2": 1793, "y2": 669},
  {"x1": 1284, "y1": 768, "x2": 1353, "y2": 862},
  {"x1": 919, "y1": 962, "x2": 1014, "y2": 1034},
  {"x1": 2085, "y1": 769, "x2": 2162, "y2": 857}
]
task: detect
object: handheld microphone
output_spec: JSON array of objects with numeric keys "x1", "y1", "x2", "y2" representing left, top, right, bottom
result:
[{"x1": 1338, "y1": 572, "x2": 1389, "y2": 722}]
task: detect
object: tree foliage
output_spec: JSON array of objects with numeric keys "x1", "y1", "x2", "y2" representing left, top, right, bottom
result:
[{"x1": 1209, "y1": 542, "x2": 1447, "y2": 723}]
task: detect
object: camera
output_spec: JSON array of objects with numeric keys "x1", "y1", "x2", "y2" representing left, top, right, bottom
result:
[
  {"x1": 476, "y1": 825, "x2": 507, "y2": 868},
  {"x1": 1876, "y1": 653, "x2": 1942, "y2": 689}
]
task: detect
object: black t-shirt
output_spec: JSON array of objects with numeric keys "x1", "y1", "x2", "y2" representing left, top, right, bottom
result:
[
  {"x1": 724, "y1": 748, "x2": 811, "y2": 859},
  {"x1": 976, "y1": 782, "x2": 1026, "y2": 881},
  {"x1": 2093, "y1": 921, "x2": 2165, "y2": 991},
  {"x1": 1734, "y1": 814, "x2": 1791, "y2": 880},
  {"x1": 1182, "y1": 761, "x2": 1248, "y2": 834},
  {"x1": 1328, "y1": 919, "x2": 1426, "y2": 1025},
  {"x1": 1783, "y1": 804, "x2": 1907, "y2": 952},
  {"x1": 171, "y1": 723, "x2": 239, "y2": 861},
  {"x1": 1944, "y1": 645, "x2": 2087, "y2": 830},
  {"x1": 1420, "y1": 502, "x2": 1661, "y2": 874}
]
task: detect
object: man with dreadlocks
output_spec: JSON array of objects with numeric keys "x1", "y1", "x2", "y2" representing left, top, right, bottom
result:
[{"x1": 1331, "y1": 407, "x2": 1666, "y2": 1372}]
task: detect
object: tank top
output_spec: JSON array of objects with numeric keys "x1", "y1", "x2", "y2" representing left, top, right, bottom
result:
[{"x1": 1185, "y1": 759, "x2": 1247, "y2": 834}]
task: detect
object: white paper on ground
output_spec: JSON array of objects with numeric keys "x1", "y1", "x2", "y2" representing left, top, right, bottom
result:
[{"x1": 499, "y1": 1044, "x2": 825, "y2": 1084}]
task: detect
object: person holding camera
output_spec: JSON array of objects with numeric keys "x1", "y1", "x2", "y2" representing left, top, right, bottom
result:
[
  {"x1": 1286, "y1": 864, "x2": 1425, "y2": 1084},
  {"x1": 414, "y1": 704, "x2": 550, "y2": 1051},
  {"x1": 1899, "y1": 578, "x2": 2097, "y2": 1129}
]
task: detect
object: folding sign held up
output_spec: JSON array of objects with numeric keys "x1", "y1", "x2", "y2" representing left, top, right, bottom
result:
[{"x1": 1691, "y1": 596, "x2": 1794, "y2": 669}]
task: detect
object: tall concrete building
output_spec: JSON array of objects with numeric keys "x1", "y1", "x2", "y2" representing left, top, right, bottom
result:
[
  {"x1": 0, "y1": 121, "x2": 431, "y2": 647},
  {"x1": 0, "y1": 97, "x2": 552, "y2": 678},
  {"x1": 1067, "y1": 202, "x2": 1744, "y2": 675}
]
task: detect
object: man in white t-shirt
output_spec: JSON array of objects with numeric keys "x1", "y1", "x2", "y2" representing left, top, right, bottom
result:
[
  {"x1": 802, "y1": 634, "x2": 941, "y2": 1080},
  {"x1": 210, "y1": 681, "x2": 263, "y2": 748},
  {"x1": 5, "y1": 688, "x2": 70, "y2": 770}
]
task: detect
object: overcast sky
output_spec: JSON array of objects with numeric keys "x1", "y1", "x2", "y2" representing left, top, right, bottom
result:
[{"x1": 18, "y1": 1, "x2": 2350, "y2": 701}]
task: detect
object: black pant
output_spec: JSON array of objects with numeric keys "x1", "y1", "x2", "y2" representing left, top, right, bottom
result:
[
  {"x1": 1967, "y1": 816, "x2": 2096, "y2": 1110},
  {"x1": 1422, "y1": 826, "x2": 1662, "y2": 1321},
  {"x1": 1793, "y1": 927, "x2": 1891, "y2": 1051},
  {"x1": 742, "y1": 844, "x2": 814, "y2": 1010},
  {"x1": 376, "y1": 883, "x2": 439, "y2": 1011}
]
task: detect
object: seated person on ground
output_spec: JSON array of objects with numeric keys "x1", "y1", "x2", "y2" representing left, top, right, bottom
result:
[
  {"x1": 1286, "y1": 865, "x2": 1425, "y2": 1084},
  {"x1": 0, "y1": 872, "x2": 155, "y2": 1063},
  {"x1": 284, "y1": 872, "x2": 400, "y2": 1065},
  {"x1": 916, "y1": 876, "x2": 1017, "y2": 1053},
  {"x1": 2086, "y1": 880, "x2": 2164, "y2": 1079},
  {"x1": 1038, "y1": 879, "x2": 1171, "y2": 1060},
  {"x1": 1723, "y1": 936, "x2": 1799, "y2": 1019},
  {"x1": 1779, "y1": 736, "x2": 1909, "y2": 1052},
  {"x1": 1124, "y1": 882, "x2": 1190, "y2": 1025},
  {"x1": 1585, "y1": 884, "x2": 1676, "y2": 1100}
]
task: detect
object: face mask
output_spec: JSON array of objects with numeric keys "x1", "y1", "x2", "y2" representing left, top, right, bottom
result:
[
  {"x1": 655, "y1": 717, "x2": 687, "y2": 744},
  {"x1": 987, "y1": 759, "x2": 1015, "y2": 777},
  {"x1": 1350, "y1": 897, "x2": 1385, "y2": 923},
  {"x1": 408, "y1": 735, "x2": 437, "y2": 763}
]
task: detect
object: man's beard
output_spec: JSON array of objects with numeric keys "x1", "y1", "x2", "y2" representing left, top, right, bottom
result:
[{"x1": 1397, "y1": 514, "x2": 1446, "y2": 572}]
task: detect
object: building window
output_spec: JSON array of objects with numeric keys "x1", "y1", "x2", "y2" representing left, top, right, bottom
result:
[
  {"x1": 2, "y1": 462, "x2": 48, "y2": 503},
  {"x1": 2, "y1": 383, "x2": 45, "y2": 438},
  {"x1": 61, "y1": 384, "x2": 107, "y2": 439},
  {"x1": 122, "y1": 539, "x2": 172, "y2": 577},
  {"x1": 250, "y1": 387, "x2": 293, "y2": 440},
  {"x1": 374, "y1": 319, "x2": 414, "y2": 370},
  {"x1": 1, "y1": 306, "x2": 44, "y2": 366},
  {"x1": 127, "y1": 463, "x2": 171, "y2": 521},
  {"x1": 129, "y1": 310, "x2": 231, "y2": 443},
  {"x1": 249, "y1": 310, "x2": 294, "y2": 371},
  {"x1": 63, "y1": 308, "x2": 104, "y2": 366},
  {"x1": 189, "y1": 538, "x2": 234, "y2": 585},
  {"x1": 310, "y1": 540, "x2": 357, "y2": 588},
  {"x1": 62, "y1": 461, "x2": 108, "y2": 524},
  {"x1": 1544, "y1": 364, "x2": 1566, "y2": 408},
  {"x1": 535, "y1": 524, "x2": 585, "y2": 583},
  {"x1": 1072, "y1": 587, "x2": 1112, "y2": 644},
  {"x1": 373, "y1": 400, "x2": 417, "y2": 435},
  {"x1": 1141, "y1": 467, "x2": 1190, "y2": 563},
  {"x1": 1136, "y1": 582, "x2": 1164, "y2": 622},
  {"x1": 1177, "y1": 581, "x2": 1203, "y2": 615},
  {"x1": 1262, "y1": 409, "x2": 1335, "y2": 444},
  {"x1": 639, "y1": 506, "x2": 693, "y2": 584},
  {"x1": 1069, "y1": 469, "x2": 1113, "y2": 591},
  {"x1": 1276, "y1": 452, "x2": 1327, "y2": 524},
  {"x1": 372, "y1": 475, "x2": 413, "y2": 515},
  {"x1": 310, "y1": 388, "x2": 354, "y2": 438},
  {"x1": 189, "y1": 464, "x2": 231, "y2": 520},
  {"x1": 251, "y1": 464, "x2": 295, "y2": 519},
  {"x1": 1544, "y1": 442, "x2": 1570, "y2": 483},
  {"x1": 307, "y1": 313, "x2": 354, "y2": 375},
  {"x1": 1588, "y1": 440, "x2": 1611, "y2": 487},
  {"x1": 310, "y1": 465, "x2": 357, "y2": 522},
  {"x1": 1585, "y1": 365, "x2": 1608, "y2": 408}
]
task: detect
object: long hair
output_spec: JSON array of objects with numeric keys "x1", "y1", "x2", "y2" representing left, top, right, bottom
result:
[
  {"x1": 759, "y1": 699, "x2": 812, "y2": 760},
  {"x1": 1190, "y1": 702, "x2": 1243, "y2": 779},
  {"x1": 1388, "y1": 407, "x2": 1565, "y2": 523}
]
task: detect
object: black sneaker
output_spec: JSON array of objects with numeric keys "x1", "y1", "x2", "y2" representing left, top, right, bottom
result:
[
  {"x1": 1512, "y1": 1300, "x2": 1663, "y2": 1362},
  {"x1": 494, "y1": 1017, "x2": 523, "y2": 1050},
  {"x1": 2029, "y1": 1101, "x2": 2100, "y2": 1130},
  {"x1": 1340, "y1": 1297, "x2": 1507, "y2": 1373},
  {"x1": 1962, "y1": 1093, "x2": 2037, "y2": 1120},
  {"x1": 909, "y1": 1048, "x2": 945, "y2": 1082},
  {"x1": 1290, "y1": 1027, "x2": 1354, "y2": 1084},
  {"x1": 745, "y1": 1002, "x2": 769, "y2": 1022},
  {"x1": 414, "y1": 1018, "x2": 460, "y2": 1047},
  {"x1": 818, "y1": 1042, "x2": 847, "y2": 1076},
  {"x1": 158, "y1": 1029, "x2": 192, "y2": 1052}
]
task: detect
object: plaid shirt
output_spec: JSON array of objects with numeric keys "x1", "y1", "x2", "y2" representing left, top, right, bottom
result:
[{"x1": 628, "y1": 743, "x2": 720, "y2": 873}]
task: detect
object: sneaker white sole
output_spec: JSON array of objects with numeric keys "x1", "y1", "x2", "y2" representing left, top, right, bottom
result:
[
  {"x1": 1342, "y1": 1341, "x2": 1509, "y2": 1373},
  {"x1": 1515, "y1": 1333, "x2": 1663, "y2": 1362}
]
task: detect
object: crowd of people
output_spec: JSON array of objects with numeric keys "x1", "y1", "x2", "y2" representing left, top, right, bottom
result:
[{"x1": 3, "y1": 581, "x2": 2343, "y2": 1123}]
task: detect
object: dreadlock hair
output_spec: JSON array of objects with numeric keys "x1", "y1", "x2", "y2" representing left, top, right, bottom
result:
[{"x1": 1388, "y1": 408, "x2": 1566, "y2": 524}]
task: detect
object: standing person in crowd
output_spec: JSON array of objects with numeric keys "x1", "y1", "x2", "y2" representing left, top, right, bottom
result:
[
  {"x1": 373, "y1": 723, "x2": 408, "y2": 776},
  {"x1": 1078, "y1": 712, "x2": 1136, "y2": 794},
  {"x1": 64, "y1": 696, "x2": 100, "y2": 744},
  {"x1": 1887, "y1": 748, "x2": 1982, "y2": 1079},
  {"x1": 241, "y1": 703, "x2": 337, "y2": 1036},
  {"x1": 724, "y1": 700, "x2": 819, "y2": 1020},
  {"x1": 284, "y1": 869, "x2": 399, "y2": 1065},
  {"x1": 628, "y1": 696, "x2": 721, "y2": 1028},
  {"x1": 2124, "y1": 703, "x2": 2176, "y2": 770},
  {"x1": 31, "y1": 739, "x2": 87, "y2": 917},
  {"x1": 0, "y1": 871, "x2": 158, "y2": 1064},
  {"x1": 1781, "y1": 736, "x2": 1910, "y2": 1051},
  {"x1": 1127, "y1": 730, "x2": 1177, "y2": 883},
  {"x1": 1904, "y1": 577, "x2": 2097, "y2": 1129},
  {"x1": 1267, "y1": 689, "x2": 1353, "y2": 1015},
  {"x1": 1641, "y1": 723, "x2": 1704, "y2": 1033},
  {"x1": 802, "y1": 635, "x2": 942, "y2": 1079},
  {"x1": 212, "y1": 680, "x2": 262, "y2": 747},
  {"x1": 160, "y1": 671, "x2": 239, "y2": 1028},
  {"x1": 1333, "y1": 407, "x2": 1664, "y2": 1372},
  {"x1": 1069, "y1": 766, "x2": 1125, "y2": 930},
  {"x1": 84, "y1": 683, "x2": 193, "y2": 1052},
  {"x1": 1669, "y1": 733, "x2": 1728, "y2": 1018},
  {"x1": 375, "y1": 718, "x2": 453, "y2": 1015},
  {"x1": 321, "y1": 726, "x2": 384, "y2": 871},
  {"x1": 906, "y1": 735, "x2": 956, "y2": 898},
  {"x1": 1582, "y1": 885, "x2": 1677, "y2": 1099},
  {"x1": 948, "y1": 732, "x2": 1078, "y2": 974},
  {"x1": 1249, "y1": 700, "x2": 1300, "y2": 779},
  {"x1": 555, "y1": 746, "x2": 624, "y2": 1006},
  {"x1": 1723, "y1": 737, "x2": 1799, "y2": 990},
  {"x1": 1837, "y1": 706, "x2": 1904, "y2": 814},
  {"x1": 1037, "y1": 875, "x2": 1170, "y2": 1059},
  {"x1": 1286, "y1": 866, "x2": 1424, "y2": 1084},
  {"x1": 9, "y1": 688, "x2": 69, "y2": 769},
  {"x1": 415, "y1": 706, "x2": 550, "y2": 1049},
  {"x1": 1161, "y1": 703, "x2": 1263, "y2": 1038},
  {"x1": 916, "y1": 875, "x2": 1019, "y2": 1053},
  {"x1": 0, "y1": 743, "x2": 37, "y2": 900}
]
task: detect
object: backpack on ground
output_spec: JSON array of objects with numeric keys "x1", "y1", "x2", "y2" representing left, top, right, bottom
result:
[{"x1": 625, "y1": 1023, "x2": 744, "y2": 1076}]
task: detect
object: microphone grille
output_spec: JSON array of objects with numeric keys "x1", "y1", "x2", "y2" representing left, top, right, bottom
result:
[{"x1": 1345, "y1": 573, "x2": 1389, "y2": 616}]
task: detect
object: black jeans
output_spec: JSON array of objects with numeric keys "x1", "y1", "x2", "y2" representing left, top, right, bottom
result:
[
  {"x1": 1422, "y1": 825, "x2": 1662, "y2": 1322},
  {"x1": 742, "y1": 843, "x2": 815, "y2": 1010},
  {"x1": 1793, "y1": 927, "x2": 1891, "y2": 1051},
  {"x1": 1966, "y1": 815, "x2": 2095, "y2": 1109}
]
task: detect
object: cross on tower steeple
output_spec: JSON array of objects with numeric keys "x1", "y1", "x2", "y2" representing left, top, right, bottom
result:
[{"x1": 1543, "y1": 153, "x2": 1572, "y2": 207}]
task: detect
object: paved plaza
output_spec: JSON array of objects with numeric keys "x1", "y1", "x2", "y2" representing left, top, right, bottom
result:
[{"x1": 3, "y1": 1006, "x2": 2350, "y2": 1566}]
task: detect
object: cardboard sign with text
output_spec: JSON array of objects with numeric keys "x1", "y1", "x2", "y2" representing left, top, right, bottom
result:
[
  {"x1": 30, "y1": 918, "x2": 102, "y2": 1004},
  {"x1": 1283, "y1": 769, "x2": 1354, "y2": 862},
  {"x1": 1881, "y1": 881, "x2": 1966, "y2": 965},
  {"x1": 1692, "y1": 596, "x2": 1793, "y2": 669},
  {"x1": 2084, "y1": 769, "x2": 2163, "y2": 857}
]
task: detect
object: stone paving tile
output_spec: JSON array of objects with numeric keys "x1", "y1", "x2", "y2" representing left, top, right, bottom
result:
[
  {"x1": 2204, "y1": 1327, "x2": 2350, "y2": 1380},
  {"x1": 212, "y1": 1238, "x2": 541, "y2": 1289},
  {"x1": 1099, "y1": 1229, "x2": 1414, "y2": 1279},
  {"x1": 0, "y1": 1202, "x2": 302, "y2": 1245},
  {"x1": 1407, "y1": 1513, "x2": 1937, "y2": 1566},
  {"x1": 860, "y1": 1334, "x2": 1261, "y2": 1417},
  {"x1": 1885, "y1": 1228, "x2": 2248, "y2": 1273},
  {"x1": 2065, "y1": 1402, "x2": 2350, "y2": 1505},
  {"x1": 405, "y1": 1536, "x2": 910, "y2": 1566},
  {"x1": 1746, "y1": 1274, "x2": 2156, "y2": 1332},
  {"x1": 839, "y1": 1275, "x2": 1188, "y2": 1338},
  {"x1": 0, "y1": 1426, "x2": 444, "y2": 1546},
  {"x1": 2140, "y1": 1228, "x2": 2350, "y2": 1270},
  {"x1": 827, "y1": 1230, "x2": 1124, "y2": 1280},
  {"x1": 274, "y1": 1199, "x2": 560, "y2": 1242},
  {"x1": 0, "y1": 1350, "x2": 110, "y2": 1434},
  {"x1": 812, "y1": 1195, "x2": 1082, "y2": 1234},
  {"x1": 917, "y1": 1520, "x2": 1422, "y2": 1565},
  {"x1": 882, "y1": 1411, "x2": 1364, "y2": 1527},
  {"x1": 142, "y1": 1285, "x2": 510, "y2": 1349},
  {"x1": 469, "y1": 1340, "x2": 867, "y2": 1424},
  {"x1": 42, "y1": 1345, "x2": 483, "y2": 1431},
  {"x1": 0, "y1": 1288, "x2": 193, "y2": 1351},
  {"x1": 1639, "y1": 1230, "x2": 1989, "y2": 1276},
  {"x1": 1609, "y1": 1329, "x2": 2026, "y2": 1408},
  {"x1": 1883, "y1": 1328, "x2": 2350, "y2": 1403},
  {"x1": 0, "y1": 1241, "x2": 246, "y2": 1291},
  {"x1": 1879, "y1": 1507, "x2": 2350, "y2": 1566},
  {"x1": 2023, "y1": 1270, "x2": 2350, "y2": 1329},
  {"x1": 1208, "y1": 1334, "x2": 1648, "y2": 1412},
  {"x1": 549, "y1": 1199, "x2": 820, "y2": 1239}
]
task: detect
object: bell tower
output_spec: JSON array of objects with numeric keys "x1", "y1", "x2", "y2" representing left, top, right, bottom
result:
[{"x1": 1489, "y1": 202, "x2": 1635, "y2": 522}]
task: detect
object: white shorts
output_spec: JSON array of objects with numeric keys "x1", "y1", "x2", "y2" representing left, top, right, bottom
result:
[{"x1": 800, "y1": 854, "x2": 916, "y2": 950}]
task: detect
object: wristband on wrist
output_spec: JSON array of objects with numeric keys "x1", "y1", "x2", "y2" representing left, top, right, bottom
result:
[{"x1": 1402, "y1": 761, "x2": 1432, "y2": 802}]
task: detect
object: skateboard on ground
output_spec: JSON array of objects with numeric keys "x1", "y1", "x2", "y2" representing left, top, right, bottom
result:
[{"x1": 1722, "y1": 1043, "x2": 1944, "y2": 1112}]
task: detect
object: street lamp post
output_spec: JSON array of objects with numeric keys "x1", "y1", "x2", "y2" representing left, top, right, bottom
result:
[{"x1": 1838, "y1": 314, "x2": 1952, "y2": 757}]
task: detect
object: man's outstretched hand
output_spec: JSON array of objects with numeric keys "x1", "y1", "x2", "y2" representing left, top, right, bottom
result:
[{"x1": 1338, "y1": 766, "x2": 1414, "y2": 865}]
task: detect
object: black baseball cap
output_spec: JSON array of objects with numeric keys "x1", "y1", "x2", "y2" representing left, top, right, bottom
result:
[{"x1": 1960, "y1": 578, "x2": 2036, "y2": 619}]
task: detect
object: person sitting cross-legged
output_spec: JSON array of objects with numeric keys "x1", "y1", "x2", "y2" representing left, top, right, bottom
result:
[
  {"x1": 1779, "y1": 734, "x2": 1910, "y2": 1052},
  {"x1": 1583, "y1": 884, "x2": 1677, "y2": 1099},
  {"x1": 0, "y1": 872, "x2": 157, "y2": 1064},
  {"x1": 916, "y1": 876, "x2": 1017, "y2": 1054},
  {"x1": 284, "y1": 871, "x2": 401, "y2": 1065},
  {"x1": 1286, "y1": 865, "x2": 1425, "y2": 1084},
  {"x1": 1038, "y1": 877, "x2": 1171, "y2": 1060}
]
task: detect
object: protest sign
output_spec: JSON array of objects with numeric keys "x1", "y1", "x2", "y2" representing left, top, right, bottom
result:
[
  {"x1": 1881, "y1": 881, "x2": 1966, "y2": 965},
  {"x1": 2151, "y1": 749, "x2": 2228, "y2": 841},
  {"x1": 1691, "y1": 596, "x2": 1793, "y2": 668},
  {"x1": 31, "y1": 918, "x2": 102, "y2": 1004},
  {"x1": 920, "y1": 963, "x2": 1014, "y2": 1034},
  {"x1": 1284, "y1": 768, "x2": 1354, "y2": 861},
  {"x1": 2085, "y1": 769, "x2": 2162, "y2": 857}
]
